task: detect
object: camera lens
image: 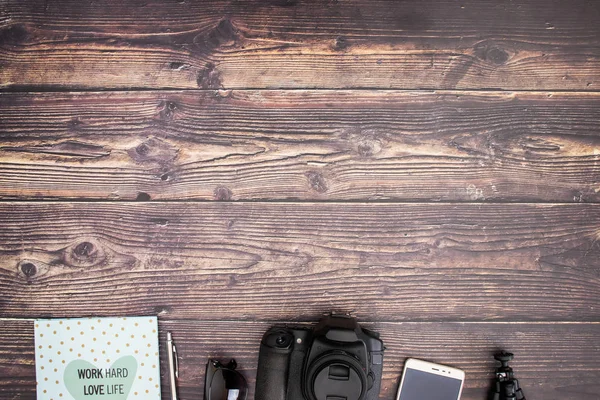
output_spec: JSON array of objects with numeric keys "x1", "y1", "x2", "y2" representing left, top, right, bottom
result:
[{"x1": 306, "y1": 354, "x2": 367, "y2": 400}]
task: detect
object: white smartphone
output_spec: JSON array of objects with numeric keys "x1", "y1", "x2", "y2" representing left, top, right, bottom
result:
[{"x1": 395, "y1": 358, "x2": 465, "y2": 400}]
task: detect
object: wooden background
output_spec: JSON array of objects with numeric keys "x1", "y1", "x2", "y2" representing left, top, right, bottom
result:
[{"x1": 1, "y1": 0, "x2": 599, "y2": 399}]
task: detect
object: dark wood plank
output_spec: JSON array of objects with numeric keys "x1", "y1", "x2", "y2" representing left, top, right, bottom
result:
[
  {"x1": 1, "y1": 0, "x2": 599, "y2": 90},
  {"x1": 2, "y1": 318, "x2": 600, "y2": 400},
  {"x1": 1, "y1": 202, "x2": 599, "y2": 321},
  {"x1": 1, "y1": 90, "x2": 600, "y2": 202}
]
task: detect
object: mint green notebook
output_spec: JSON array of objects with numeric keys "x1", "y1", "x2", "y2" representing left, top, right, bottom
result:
[{"x1": 34, "y1": 316, "x2": 162, "y2": 400}]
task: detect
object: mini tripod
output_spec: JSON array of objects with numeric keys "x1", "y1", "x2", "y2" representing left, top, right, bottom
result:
[{"x1": 489, "y1": 351, "x2": 526, "y2": 400}]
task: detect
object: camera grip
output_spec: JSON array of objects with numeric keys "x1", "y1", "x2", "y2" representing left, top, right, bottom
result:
[
  {"x1": 255, "y1": 342, "x2": 290, "y2": 400},
  {"x1": 367, "y1": 356, "x2": 384, "y2": 400}
]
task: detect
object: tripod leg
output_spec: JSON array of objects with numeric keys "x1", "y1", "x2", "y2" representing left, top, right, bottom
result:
[
  {"x1": 489, "y1": 381, "x2": 501, "y2": 400},
  {"x1": 514, "y1": 379, "x2": 525, "y2": 400}
]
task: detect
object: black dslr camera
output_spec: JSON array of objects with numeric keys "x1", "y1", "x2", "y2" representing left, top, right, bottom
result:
[{"x1": 255, "y1": 315, "x2": 385, "y2": 400}]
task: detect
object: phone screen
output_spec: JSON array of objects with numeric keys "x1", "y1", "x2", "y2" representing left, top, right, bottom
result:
[{"x1": 397, "y1": 367, "x2": 462, "y2": 400}]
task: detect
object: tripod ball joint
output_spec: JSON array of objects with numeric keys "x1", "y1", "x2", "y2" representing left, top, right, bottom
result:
[
  {"x1": 495, "y1": 351, "x2": 514, "y2": 368},
  {"x1": 489, "y1": 351, "x2": 526, "y2": 400}
]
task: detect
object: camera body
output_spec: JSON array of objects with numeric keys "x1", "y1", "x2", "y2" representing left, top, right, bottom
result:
[{"x1": 255, "y1": 315, "x2": 385, "y2": 400}]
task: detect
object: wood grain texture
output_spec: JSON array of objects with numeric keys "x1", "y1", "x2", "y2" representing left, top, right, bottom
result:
[
  {"x1": 2, "y1": 90, "x2": 600, "y2": 202},
  {"x1": 1, "y1": 0, "x2": 599, "y2": 90},
  {"x1": 0, "y1": 202, "x2": 599, "y2": 321},
  {"x1": 2, "y1": 318, "x2": 600, "y2": 400},
  {"x1": 1, "y1": 2, "x2": 600, "y2": 398}
]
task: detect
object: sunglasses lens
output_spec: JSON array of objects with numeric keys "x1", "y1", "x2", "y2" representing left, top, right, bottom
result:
[{"x1": 209, "y1": 368, "x2": 248, "y2": 400}]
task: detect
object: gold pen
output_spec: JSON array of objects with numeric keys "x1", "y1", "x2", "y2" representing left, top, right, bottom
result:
[{"x1": 167, "y1": 331, "x2": 179, "y2": 400}]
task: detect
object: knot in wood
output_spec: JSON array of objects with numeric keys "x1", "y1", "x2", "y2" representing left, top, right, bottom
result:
[
  {"x1": 136, "y1": 142, "x2": 150, "y2": 156},
  {"x1": 20, "y1": 262, "x2": 37, "y2": 278},
  {"x1": 214, "y1": 186, "x2": 233, "y2": 201},
  {"x1": 205, "y1": 19, "x2": 238, "y2": 48},
  {"x1": 136, "y1": 192, "x2": 151, "y2": 201},
  {"x1": 73, "y1": 241, "x2": 96, "y2": 259},
  {"x1": 306, "y1": 171, "x2": 328, "y2": 193},
  {"x1": 333, "y1": 36, "x2": 349, "y2": 51},
  {"x1": 197, "y1": 62, "x2": 223, "y2": 89},
  {"x1": 474, "y1": 42, "x2": 510, "y2": 65},
  {"x1": 157, "y1": 101, "x2": 178, "y2": 120},
  {"x1": 343, "y1": 127, "x2": 385, "y2": 157},
  {"x1": 193, "y1": 19, "x2": 239, "y2": 74},
  {"x1": 62, "y1": 239, "x2": 107, "y2": 268},
  {"x1": 486, "y1": 47, "x2": 509, "y2": 65},
  {"x1": 67, "y1": 117, "x2": 84, "y2": 129},
  {"x1": 0, "y1": 24, "x2": 28, "y2": 46},
  {"x1": 128, "y1": 137, "x2": 178, "y2": 165},
  {"x1": 357, "y1": 139, "x2": 382, "y2": 157}
]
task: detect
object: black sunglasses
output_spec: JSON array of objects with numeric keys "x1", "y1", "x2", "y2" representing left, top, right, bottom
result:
[{"x1": 204, "y1": 359, "x2": 248, "y2": 400}]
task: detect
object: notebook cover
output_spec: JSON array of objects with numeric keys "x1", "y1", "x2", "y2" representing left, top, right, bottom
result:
[{"x1": 34, "y1": 316, "x2": 161, "y2": 400}]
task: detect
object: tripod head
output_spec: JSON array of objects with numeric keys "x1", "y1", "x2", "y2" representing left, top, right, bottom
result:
[{"x1": 489, "y1": 352, "x2": 526, "y2": 400}]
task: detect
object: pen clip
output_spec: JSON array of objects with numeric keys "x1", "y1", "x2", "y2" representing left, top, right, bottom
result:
[{"x1": 172, "y1": 341, "x2": 179, "y2": 379}]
